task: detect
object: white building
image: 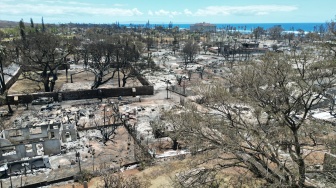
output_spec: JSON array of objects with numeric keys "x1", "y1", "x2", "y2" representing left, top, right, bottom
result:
[{"x1": 190, "y1": 22, "x2": 216, "y2": 33}]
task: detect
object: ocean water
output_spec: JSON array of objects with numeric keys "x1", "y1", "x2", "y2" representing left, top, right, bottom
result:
[
  {"x1": 125, "y1": 23, "x2": 326, "y2": 33},
  {"x1": 178, "y1": 23, "x2": 325, "y2": 32}
]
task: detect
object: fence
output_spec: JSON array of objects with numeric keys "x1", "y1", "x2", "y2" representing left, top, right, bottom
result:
[
  {"x1": 169, "y1": 85, "x2": 195, "y2": 96},
  {"x1": 7, "y1": 86, "x2": 153, "y2": 105},
  {"x1": 5, "y1": 61, "x2": 155, "y2": 105}
]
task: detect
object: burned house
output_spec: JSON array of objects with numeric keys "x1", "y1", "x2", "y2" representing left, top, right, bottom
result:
[
  {"x1": 217, "y1": 41, "x2": 267, "y2": 61},
  {"x1": 0, "y1": 123, "x2": 77, "y2": 177}
]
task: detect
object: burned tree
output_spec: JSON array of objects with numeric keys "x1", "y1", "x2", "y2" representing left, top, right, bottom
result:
[
  {"x1": 16, "y1": 32, "x2": 71, "y2": 92},
  {"x1": 0, "y1": 45, "x2": 7, "y2": 94},
  {"x1": 201, "y1": 42, "x2": 211, "y2": 55},
  {"x1": 252, "y1": 26, "x2": 265, "y2": 40},
  {"x1": 120, "y1": 64, "x2": 137, "y2": 88},
  {"x1": 82, "y1": 39, "x2": 115, "y2": 89},
  {"x1": 165, "y1": 46, "x2": 336, "y2": 187},
  {"x1": 84, "y1": 35, "x2": 142, "y2": 88},
  {"x1": 0, "y1": 91, "x2": 13, "y2": 114},
  {"x1": 268, "y1": 25, "x2": 284, "y2": 41},
  {"x1": 145, "y1": 31, "x2": 155, "y2": 52},
  {"x1": 0, "y1": 35, "x2": 18, "y2": 95},
  {"x1": 180, "y1": 40, "x2": 199, "y2": 69},
  {"x1": 101, "y1": 172, "x2": 146, "y2": 188},
  {"x1": 150, "y1": 116, "x2": 181, "y2": 151},
  {"x1": 118, "y1": 39, "x2": 141, "y2": 87},
  {"x1": 0, "y1": 43, "x2": 14, "y2": 113},
  {"x1": 95, "y1": 102, "x2": 121, "y2": 145}
]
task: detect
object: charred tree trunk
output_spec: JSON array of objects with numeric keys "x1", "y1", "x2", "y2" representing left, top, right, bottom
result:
[
  {"x1": 188, "y1": 70, "x2": 192, "y2": 81},
  {"x1": 122, "y1": 77, "x2": 127, "y2": 87},
  {"x1": 111, "y1": 70, "x2": 116, "y2": 79},
  {"x1": 43, "y1": 79, "x2": 50, "y2": 92},
  {"x1": 293, "y1": 129, "x2": 305, "y2": 188},
  {"x1": 0, "y1": 79, "x2": 5, "y2": 95},
  {"x1": 92, "y1": 73, "x2": 103, "y2": 89},
  {"x1": 0, "y1": 63, "x2": 6, "y2": 94},
  {"x1": 117, "y1": 53, "x2": 121, "y2": 87},
  {"x1": 41, "y1": 66, "x2": 51, "y2": 92},
  {"x1": 5, "y1": 92, "x2": 13, "y2": 114},
  {"x1": 50, "y1": 80, "x2": 55, "y2": 92},
  {"x1": 65, "y1": 65, "x2": 68, "y2": 83},
  {"x1": 172, "y1": 139, "x2": 178, "y2": 150}
]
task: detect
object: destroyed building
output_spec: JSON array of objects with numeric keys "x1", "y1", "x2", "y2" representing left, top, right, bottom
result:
[{"x1": 0, "y1": 123, "x2": 77, "y2": 177}]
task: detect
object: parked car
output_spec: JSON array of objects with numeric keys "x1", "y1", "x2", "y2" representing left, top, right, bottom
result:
[
  {"x1": 41, "y1": 103, "x2": 61, "y2": 111},
  {"x1": 31, "y1": 97, "x2": 54, "y2": 105}
]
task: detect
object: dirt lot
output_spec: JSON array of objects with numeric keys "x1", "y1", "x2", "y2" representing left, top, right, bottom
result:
[{"x1": 8, "y1": 67, "x2": 142, "y2": 94}]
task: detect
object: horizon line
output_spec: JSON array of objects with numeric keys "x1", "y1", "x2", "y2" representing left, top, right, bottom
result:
[{"x1": 1, "y1": 19, "x2": 327, "y2": 25}]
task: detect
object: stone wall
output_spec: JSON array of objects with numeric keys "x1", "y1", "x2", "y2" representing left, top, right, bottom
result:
[
  {"x1": 0, "y1": 141, "x2": 60, "y2": 163},
  {"x1": 5, "y1": 156, "x2": 50, "y2": 176},
  {"x1": 61, "y1": 89, "x2": 99, "y2": 101},
  {"x1": 7, "y1": 92, "x2": 58, "y2": 105},
  {"x1": 43, "y1": 139, "x2": 61, "y2": 155},
  {"x1": 3, "y1": 125, "x2": 50, "y2": 144},
  {"x1": 7, "y1": 63, "x2": 154, "y2": 104},
  {"x1": 2, "y1": 123, "x2": 64, "y2": 144},
  {"x1": 7, "y1": 85, "x2": 154, "y2": 104},
  {"x1": 61, "y1": 124, "x2": 77, "y2": 142},
  {"x1": 131, "y1": 65, "x2": 151, "y2": 86}
]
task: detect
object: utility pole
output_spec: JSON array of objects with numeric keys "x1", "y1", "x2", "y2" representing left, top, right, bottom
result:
[
  {"x1": 166, "y1": 83, "x2": 169, "y2": 99},
  {"x1": 9, "y1": 164, "x2": 12, "y2": 188},
  {"x1": 117, "y1": 40, "x2": 121, "y2": 87},
  {"x1": 92, "y1": 148, "x2": 95, "y2": 171},
  {"x1": 76, "y1": 151, "x2": 81, "y2": 172},
  {"x1": 165, "y1": 80, "x2": 171, "y2": 99},
  {"x1": 104, "y1": 105, "x2": 106, "y2": 126},
  {"x1": 147, "y1": 130, "x2": 150, "y2": 145},
  {"x1": 183, "y1": 79, "x2": 186, "y2": 95}
]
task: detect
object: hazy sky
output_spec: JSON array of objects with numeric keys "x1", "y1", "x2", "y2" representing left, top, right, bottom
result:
[{"x1": 0, "y1": 0, "x2": 335, "y2": 24}]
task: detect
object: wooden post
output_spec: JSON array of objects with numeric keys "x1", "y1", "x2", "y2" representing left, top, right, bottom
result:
[
  {"x1": 83, "y1": 181, "x2": 88, "y2": 188},
  {"x1": 76, "y1": 152, "x2": 81, "y2": 172},
  {"x1": 9, "y1": 164, "x2": 12, "y2": 188}
]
